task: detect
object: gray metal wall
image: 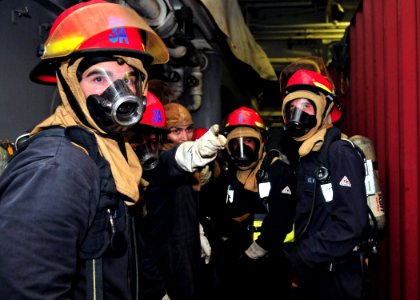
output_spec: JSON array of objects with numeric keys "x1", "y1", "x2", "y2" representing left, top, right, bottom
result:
[{"x1": 0, "y1": 0, "x2": 58, "y2": 140}]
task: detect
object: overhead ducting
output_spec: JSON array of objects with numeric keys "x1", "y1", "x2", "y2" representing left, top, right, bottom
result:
[{"x1": 125, "y1": 0, "x2": 178, "y2": 39}]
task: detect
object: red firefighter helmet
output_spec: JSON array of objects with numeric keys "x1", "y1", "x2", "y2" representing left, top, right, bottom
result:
[
  {"x1": 140, "y1": 92, "x2": 167, "y2": 130},
  {"x1": 284, "y1": 69, "x2": 334, "y2": 96},
  {"x1": 279, "y1": 56, "x2": 332, "y2": 94},
  {"x1": 284, "y1": 69, "x2": 342, "y2": 123},
  {"x1": 224, "y1": 106, "x2": 266, "y2": 132},
  {"x1": 193, "y1": 128, "x2": 208, "y2": 140},
  {"x1": 30, "y1": 0, "x2": 169, "y2": 84}
]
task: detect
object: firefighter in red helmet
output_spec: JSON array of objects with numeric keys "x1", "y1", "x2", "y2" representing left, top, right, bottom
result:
[
  {"x1": 279, "y1": 56, "x2": 343, "y2": 124},
  {"x1": 128, "y1": 95, "x2": 227, "y2": 300},
  {"x1": 224, "y1": 106, "x2": 267, "y2": 168},
  {"x1": 126, "y1": 92, "x2": 170, "y2": 300},
  {"x1": 129, "y1": 91, "x2": 169, "y2": 171},
  {"x1": 282, "y1": 69, "x2": 336, "y2": 140},
  {"x1": 0, "y1": 1, "x2": 170, "y2": 299},
  {"x1": 206, "y1": 106, "x2": 296, "y2": 300},
  {"x1": 280, "y1": 66, "x2": 369, "y2": 300}
]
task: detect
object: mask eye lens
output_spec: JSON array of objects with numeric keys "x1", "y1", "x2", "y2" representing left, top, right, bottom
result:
[
  {"x1": 228, "y1": 137, "x2": 259, "y2": 167},
  {"x1": 284, "y1": 99, "x2": 317, "y2": 137}
]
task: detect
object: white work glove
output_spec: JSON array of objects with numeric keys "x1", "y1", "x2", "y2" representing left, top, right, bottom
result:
[
  {"x1": 244, "y1": 241, "x2": 268, "y2": 260},
  {"x1": 199, "y1": 222, "x2": 211, "y2": 264},
  {"x1": 175, "y1": 124, "x2": 227, "y2": 172},
  {"x1": 162, "y1": 293, "x2": 170, "y2": 300}
]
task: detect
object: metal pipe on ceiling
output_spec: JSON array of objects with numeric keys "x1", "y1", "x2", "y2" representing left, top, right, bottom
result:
[
  {"x1": 242, "y1": 1, "x2": 313, "y2": 8},
  {"x1": 250, "y1": 22, "x2": 348, "y2": 41},
  {"x1": 249, "y1": 22, "x2": 350, "y2": 30},
  {"x1": 255, "y1": 34, "x2": 345, "y2": 41}
]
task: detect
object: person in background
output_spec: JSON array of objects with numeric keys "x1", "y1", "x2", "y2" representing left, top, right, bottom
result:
[
  {"x1": 280, "y1": 66, "x2": 368, "y2": 300},
  {"x1": 192, "y1": 127, "x2": 231, "y2": 300},
  {"x1": 0, "y1": 1, "x2": 169, "y2": 299},
  {"x1": 163, "y1": 102, "x2": 195, "y2": 147},
  {"x1": 128, "y1": 91, "x2": 170, "y2": 300},
  {"x1": 277, "y1": 56, "x2": 343, "y2": 169},
  {"x1": 130, "y1": 100, "x2": 226, "y2": 300},
  {"x1": 210, "y1": 106, "x2": 296, "y2": 300},
  {"x1": 278, "y1": 56, "x2": 343, "y2": 125}
]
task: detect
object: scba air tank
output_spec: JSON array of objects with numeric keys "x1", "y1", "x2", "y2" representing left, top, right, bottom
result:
[{"x1": 350, "y1": 135, "x2": 386, "y2": 231}]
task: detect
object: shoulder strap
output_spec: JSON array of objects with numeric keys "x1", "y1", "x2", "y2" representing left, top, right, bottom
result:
[
  {"x1": 65, "y1": 126, "x2": 119, "y2": 300},
  {"x1": 256, "y1": 148, "x2": 286, "y2": 184},
  {"x1": 63, "y1": 126, "x2": 120, "y2": 258}
]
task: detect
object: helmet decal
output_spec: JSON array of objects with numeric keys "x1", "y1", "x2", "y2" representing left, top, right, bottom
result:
[
  {"x1": 151, "y1": 108, "x2": 163, "y2": 125},
  {"x1": 140, "y1": 92, "x2": 167, "y2": 129},
  {"x1": 78, "y1": 27, "x2": 145, "y2": 52},
  {"x1": 110, "y1": 28, "x2": 129, "y2": 44},
  {"x1": 238, "y1": 113, "x2": 244, "y2": 123}
]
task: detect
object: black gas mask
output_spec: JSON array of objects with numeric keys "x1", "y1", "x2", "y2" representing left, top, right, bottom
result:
[
  {"x1": 228, "y1": 137, "x2": 260, "y2": 168},
  {"x1": 130, "y1": 128, "x2": 162, "y2": 171},
  {"x1": 283, "y1": 99, "x2": 317, "y2": 138},
  {"x1": 87, "y1": 79, "x2": 145, "y2": 133}
]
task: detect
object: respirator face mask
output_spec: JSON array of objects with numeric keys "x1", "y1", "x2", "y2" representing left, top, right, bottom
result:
[
  {"x1": 84, "y1": 65, "x2": 145, "y2": 134},
  {"x1": 130, "y1": 128, "x2": 161, "y2": 171},
  {"x1": 228, "y1": 137, "x2": 260, "y2": 168},
  {"x1": 283, "y1": 98, "x2": 317, "y2": 138}
]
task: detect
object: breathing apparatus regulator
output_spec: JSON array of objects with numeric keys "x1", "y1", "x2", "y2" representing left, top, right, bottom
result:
[
  {"x1": 91, "y1": 86, "x2": 144, "y2": 133},
  {"x1": 79, "y1": 58, "x2": 147, "y2": 133}
]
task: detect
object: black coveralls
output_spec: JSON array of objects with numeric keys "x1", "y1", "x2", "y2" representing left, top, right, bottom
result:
[
  {"x1": 0, "y1": 133, "x2": 139, "y2": 299},
  {"x1": 139, "y1": 146, "x2": 201, "y2": 300},
  {"x1": 209, "y1": 157, "x2": 296, "y2": 300},
  {"x1": 289, "y1": 138, "x2": 369, "y2": 300}
]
